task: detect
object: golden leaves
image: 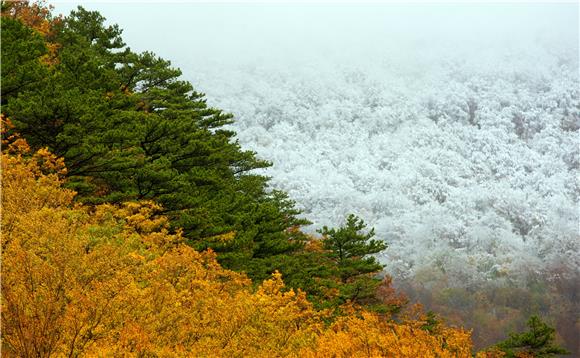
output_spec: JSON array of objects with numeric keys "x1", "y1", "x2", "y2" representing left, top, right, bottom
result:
[
  {"x1": 1, "y1": 140, "x2": 75, "y2": 244},
  {"x1": 1, "y1": 146, "x2": 475, "y2": 357},
  {"x1": 207, "y1": 230, "x2": 237, "y2": 244},
  {"x1": 1, "y1": 0, "x2": 55, "y2": 36},
  {"x1": 301, "y1": 310, "x2": 472, "y2": 358},
  {"x1": 2, "y1": 115, "x2": 30, "y2": 154},
  {"x1": 1, "y1": 0, "x2": 62, "y2": 66}
]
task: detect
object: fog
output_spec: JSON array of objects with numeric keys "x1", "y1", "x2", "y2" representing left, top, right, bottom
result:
[{"x1": 53, "y1": 3, "x2": 577, "y2": 70}]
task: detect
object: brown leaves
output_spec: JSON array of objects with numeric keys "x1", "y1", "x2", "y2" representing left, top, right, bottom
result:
[{"x1": 376, "y1": 275, "x2": 409, "y2": 312}]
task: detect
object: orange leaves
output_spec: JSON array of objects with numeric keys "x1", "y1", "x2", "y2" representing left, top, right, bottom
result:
[
  {"x1": 304, "y1": 236, "x2": 325, "y2": 252},
  {"x1": 301, "y1": 311, "x2": 472, "y2": 358},
  {"x1": 250, "y1": 272, "x2": 322, "y2": 354},
  {"x1": 475, "y1": 347, "x2": 507, "y2": 358},
  {"x1": 2, "y1": 0, "x2": 56, "y2": 36},
  {"x1": 376, "y1": 275, "x2": 409, "y2": 311},
  {"x1": 1, "y1": 0, "x2": 62, "y2": 65},
  {"x1": 1, "y1": 146, "x2": 475, "y2": 356},
  {"x1": 2, "y1": 115, "x2": 30, "y2": 154},
  {"x1": 1, "y1": 148, "x2": 152, "y2": 356},
  {"x1": 1, "y1": 139, "x2": 74, "y2": 243},
  {"x1": 115, "y1": 201, "x2": 168, "y2": 234},
  {"x1": 134, "y1": 261, "x2": 318, "y2": 357},
  {"x1": 34, "y1": 147, "x2": 67, "y2": 176},
  {"x1": 0, "y1": 147, "x2": 312, "y2": 356}
]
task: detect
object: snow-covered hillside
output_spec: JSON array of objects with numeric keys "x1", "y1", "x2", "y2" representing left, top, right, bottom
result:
[{"x1": 188, "y1": 46, "x2": 578, "y2": 288}]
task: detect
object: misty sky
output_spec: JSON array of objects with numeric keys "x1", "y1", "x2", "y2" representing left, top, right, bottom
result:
[{"x1": 52, "y1": 2, "x2": 578, "y2": 80}]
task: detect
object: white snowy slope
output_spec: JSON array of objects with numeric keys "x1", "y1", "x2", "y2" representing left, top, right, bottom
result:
[
  {"x1": 180, "y1": 5, "x2": 579, "y2": 288},
  {"x1": 187, "y1": 56, "x2": 578, "y2": 287}
]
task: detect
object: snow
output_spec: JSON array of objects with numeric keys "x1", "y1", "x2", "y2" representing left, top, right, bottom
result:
[{"x1": 179, "y1": 6, "x2": 579, "y2": 288}]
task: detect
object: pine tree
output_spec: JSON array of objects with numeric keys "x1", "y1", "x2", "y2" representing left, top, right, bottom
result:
[
  {"x1": 0, "y1": 15, "x2": 48, "y2": 104},
  {"x1": 495, "y1": 315, "x2": 570, "y2": 357},
  {"x1": 1, "y1": 4, "x2": 308, "y2": 282},
  {"x1": 318, "y1": 214, "x2": 387, "y2": 306}
]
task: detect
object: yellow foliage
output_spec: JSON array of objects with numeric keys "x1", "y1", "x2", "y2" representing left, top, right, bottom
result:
[
  {"x1": 1, "y1": 115, "x2": 30, "y2": 154},
  {"x1": 476, "y1": 348, "x2": 507, "y2": 358},
  {"x1": 1, "y1": 143, "x2": 74, "y2": 242},
  {"x1": 300, "y1": 310, "x2": 472, "y2": 358},
  {"x1": 1, "y1": 145, "x2": 475, "y2": 357},
  {"x1": 1, "y1": 0, "x2": 62, "y2": 65},
  {"x1": 206, "y1": 230, "x2": 237, "y2": 243}
]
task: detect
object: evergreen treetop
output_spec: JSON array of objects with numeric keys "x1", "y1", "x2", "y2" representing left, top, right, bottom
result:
[
  {"x1": 495, "y1": 315, "x2": 570, "y2": 357},
  {"x1": 1, "y1": 5, "x2": 307, "y2": 280}
]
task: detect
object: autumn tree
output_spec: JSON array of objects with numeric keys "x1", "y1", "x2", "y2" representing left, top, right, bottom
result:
[
  {"x1": 0, "y1": 143, "x2": 313, "y2": 356},
  {"x1": 1, "y1": 144, "x2": 474, "y2": 357},
  {"x1": 300, "y1": 309, "x2": 473, "y2": 357}
]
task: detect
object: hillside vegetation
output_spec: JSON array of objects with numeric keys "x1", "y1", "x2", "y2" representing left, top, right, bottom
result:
[{"x1": 0, "y1": 2, "x2": 571, "y2": 356}]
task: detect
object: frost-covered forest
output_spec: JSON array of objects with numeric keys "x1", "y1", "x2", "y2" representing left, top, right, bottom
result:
[
  {"x1": 192, "y1": 52, "x2": 579, "y2": 289},
  {"x1": 177, "y1": 4, "x2": 579, "y2": 348}
]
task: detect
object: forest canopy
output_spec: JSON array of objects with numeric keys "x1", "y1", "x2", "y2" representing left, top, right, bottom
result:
[{"x1": 0, "y1": 1, "x2": 573, "y2": 356}]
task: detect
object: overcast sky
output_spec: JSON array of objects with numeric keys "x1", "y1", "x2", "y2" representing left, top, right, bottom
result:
[{"x1": 51, "y1": 2, "x2": 578, "y2": 77}]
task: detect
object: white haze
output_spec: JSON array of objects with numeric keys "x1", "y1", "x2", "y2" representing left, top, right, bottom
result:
[{"x1": 54, "y1": 3, "x2": 579, "y2": 287}]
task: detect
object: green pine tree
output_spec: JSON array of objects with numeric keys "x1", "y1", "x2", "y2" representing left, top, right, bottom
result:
[
  {"x1": 0, "y1": 15, "x2": 48, "y2": 105},
  {"x1": 1, "y1": 5, "x2": 308, "y2": 282},
  {"x1": 318, "y1": 214, "x2": 388, "y2": 307},
  {"x1": 495, "y1": 315, "x2": 570, "y2": 357}
]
